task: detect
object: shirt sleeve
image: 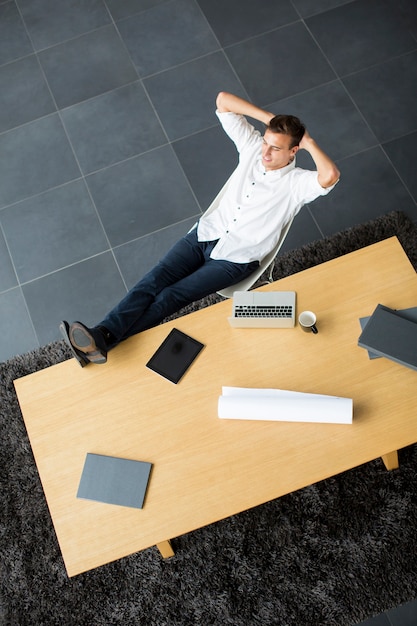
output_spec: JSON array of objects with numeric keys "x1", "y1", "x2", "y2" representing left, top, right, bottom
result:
[
  {"x1": 216, "y1": 110, "x2": 262, "y2": 155},
  {"x1": 291, "y1": 169, "x2": 339, "y2": 206}
]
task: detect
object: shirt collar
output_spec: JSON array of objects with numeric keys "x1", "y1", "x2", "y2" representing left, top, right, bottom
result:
[{"x1": 256, "y1": 156, "x2": 296, "y2": 178}]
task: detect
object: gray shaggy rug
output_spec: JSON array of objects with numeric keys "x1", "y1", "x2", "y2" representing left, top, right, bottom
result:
[{"x1": 1, "y1": 211, "x2": 417, "y2": 626}]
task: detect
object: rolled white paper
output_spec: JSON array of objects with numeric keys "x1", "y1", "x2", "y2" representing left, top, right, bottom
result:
[{"x1": 218, "y1": 387, "x2": 352, "y2": 424}]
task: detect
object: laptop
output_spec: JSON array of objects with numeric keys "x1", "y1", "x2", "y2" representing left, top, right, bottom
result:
[{"x1": 228, "y1": 291, "x2": 296, "y2": 328}]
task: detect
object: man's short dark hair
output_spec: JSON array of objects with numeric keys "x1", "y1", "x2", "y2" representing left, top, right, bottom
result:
[{"x1": 267, "y1": 115, "x2": 305, "y2": 149}]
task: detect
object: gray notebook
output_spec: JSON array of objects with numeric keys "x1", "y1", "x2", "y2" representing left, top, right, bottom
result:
[
  {"x1": 358, "y1": 304, "x2": 417, "y2": 372},
  {"x1": 359, "y1": 306, "x2": 417, "y2": 359},
  {"x1": 77, "y1": 453, "x2": 152, "y2": 509}
]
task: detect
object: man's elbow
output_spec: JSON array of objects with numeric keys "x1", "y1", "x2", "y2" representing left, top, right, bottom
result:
[
  {"x1": 319, "y1": 166, "x2": 340, "y2": 189},
  {"x1": 216, "y1": 91, "x2": 230, "y2": 112}
]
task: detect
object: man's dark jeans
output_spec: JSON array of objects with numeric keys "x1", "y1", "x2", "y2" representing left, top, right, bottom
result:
[{"x1": 100, "y1": 228, "x2": 259, "y2": 346}]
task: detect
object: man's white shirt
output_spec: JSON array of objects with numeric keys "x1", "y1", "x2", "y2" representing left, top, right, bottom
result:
[{"x1": 197, "y1": 111, "x2": 337, "y2": 263}]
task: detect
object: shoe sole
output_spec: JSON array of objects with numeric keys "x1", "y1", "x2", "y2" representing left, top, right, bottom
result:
[
  {"x1": 69, "y1": 322, "x2": 107, "y2": 364},
  {"x1": 59, "y1": 321, "x2": 89, "y2": 368}
]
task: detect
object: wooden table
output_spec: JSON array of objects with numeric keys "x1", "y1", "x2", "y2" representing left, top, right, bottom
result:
[{"x1": 14, "y1": 237, "x2": 417, "y2": 577}]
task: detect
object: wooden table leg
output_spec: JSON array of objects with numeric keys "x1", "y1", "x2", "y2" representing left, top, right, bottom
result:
[
  {"x1": 381, "y1": 450, "x2": 399, "y2": 470},
  {"x1": 156, "y1": 540, "x2": 175, "y2": 558}
]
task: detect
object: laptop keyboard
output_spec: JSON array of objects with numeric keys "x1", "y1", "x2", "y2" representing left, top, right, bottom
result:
[{"x1": 235, "y1": 305, "x2": 294, "y2": 318}]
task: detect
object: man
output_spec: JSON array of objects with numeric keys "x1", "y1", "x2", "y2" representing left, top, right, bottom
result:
[{"x1": 60, "y1": 92, "x2": 340, "y2": 366}]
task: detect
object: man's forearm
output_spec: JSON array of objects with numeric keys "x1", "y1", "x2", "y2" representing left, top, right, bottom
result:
[
  {"x1": 216, "y1": 92, "x2": 274, "y2": 126},
  {"x1": 299, "y1": 133, "x2": 340, "y2": 188}
]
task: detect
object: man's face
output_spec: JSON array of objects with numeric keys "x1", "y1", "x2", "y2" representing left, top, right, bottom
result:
[{"x1": 261, "y1": 129, "x2": 299, "y2": 171}]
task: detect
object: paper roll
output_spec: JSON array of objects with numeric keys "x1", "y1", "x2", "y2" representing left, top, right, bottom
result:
[{"x1": 218, "y1": 387, "x2": 352, "y2": 424}]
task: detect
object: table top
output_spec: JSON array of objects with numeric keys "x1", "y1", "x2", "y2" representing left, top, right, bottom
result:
[{"x1": 14, "y1": 237, "x2": 417, "y2": 576}]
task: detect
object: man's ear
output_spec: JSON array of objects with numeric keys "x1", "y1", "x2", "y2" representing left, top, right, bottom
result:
[{"x1": 291, "y1": 145, "x2": 299, "y2": 156}]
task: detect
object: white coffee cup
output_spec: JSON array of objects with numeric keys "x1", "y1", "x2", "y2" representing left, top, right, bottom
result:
[{"x1": 298, "y1": 310, "x2": 318, "y2": 334}]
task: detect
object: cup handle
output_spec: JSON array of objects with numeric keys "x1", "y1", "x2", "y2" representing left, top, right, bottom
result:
[{"x1": 311, "y1": 325, "x2": 318, "y2": 334}]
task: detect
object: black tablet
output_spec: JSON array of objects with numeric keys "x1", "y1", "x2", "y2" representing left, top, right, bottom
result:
[{"x1": 146, "y1": 328, "x2": 204, "y2": 384}]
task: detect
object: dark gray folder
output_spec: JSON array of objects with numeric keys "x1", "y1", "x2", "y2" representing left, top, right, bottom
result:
[
  {"x1": 358, "y1": 304, "x2": 417, "y2": 371},
  {"x1": 359, "y1": 306, "x2": 417, "y2": 359},
  {"x1": 77, "y1": 453, "x2": 152, "y2": 509}
]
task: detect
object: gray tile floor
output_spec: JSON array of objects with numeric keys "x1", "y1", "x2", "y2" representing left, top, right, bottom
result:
[{"x1": 0, "y1": 0, "x2": 416, "y2": 619}]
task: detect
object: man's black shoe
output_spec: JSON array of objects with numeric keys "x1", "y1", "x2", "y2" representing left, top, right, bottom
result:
[
  {"x1": 69, "y1": 321, "x2": 108, "y2": 364},
  {"x1": 59, "y1": 320, "x2": 89, "y2": 368}
]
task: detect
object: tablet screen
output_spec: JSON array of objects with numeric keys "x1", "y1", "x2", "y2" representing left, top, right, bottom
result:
[{"x1": 146, "y1": 328, "x2": 204, "y2": 383}]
